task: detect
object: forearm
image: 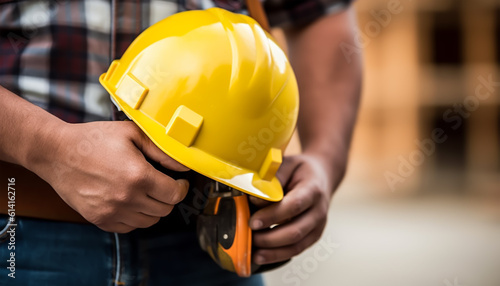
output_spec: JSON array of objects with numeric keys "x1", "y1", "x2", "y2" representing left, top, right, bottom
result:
[
  {"x1": 0, "y1": 85, "x2": 65, "y2": 169},
  {"x1": 286, "y1": 8, "x2": 362, "y2": 189}
]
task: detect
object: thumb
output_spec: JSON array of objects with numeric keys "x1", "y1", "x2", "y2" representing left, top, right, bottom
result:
[
  {"x1": 276, "y1": 156, "x2": 300, "y2": 187},
  {"x1": 249, "y1": 196, "x2": 273, "y2": 208},
  {"x1": 130, "y1": 123, "x2": 190, "y2": 172}
]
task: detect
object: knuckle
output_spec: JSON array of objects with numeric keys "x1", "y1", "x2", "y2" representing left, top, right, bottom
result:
[
  {"x1": 87, "y1": 214, "x2": 101, "y2": 226},
  {"x1": 126, "y1": 165, "x2": 149, "y2": 187},
  {"x1": 89, "y1": 216, "x2": 104, "y2": 226},
  {"x1": 122, "y1": 121, "x2": 140, "y2": 137},
  {"x1": 318, "y1": 203, "x2": 329, "y2": 218},
  {"x1": 114, "y1": 190, "x2": 133, "y2": 204},
  {"x1": 255, "y1": 235, "x2": 270, "y2": 247},
  {"x1": 102, "y1": 207, "x2": 119, "y2": 220},
  {"x1": 291, "y1": 243, "x2": 304, "y2": 256},
  {"x1": 310, "y1": 186, "x2": 323, "y2": 201},
  {"x1": 264, "y1": 251, "x2": 277, "y2": 263},
  {"x1": 286, "y1": 155, "x2": 300, "y2": 165},
  {"x1": 282, "y1": 156, "x2": 292, "y2": 164},
  {"x1": 89, "y1": 208, "x2": 116, "y2": 226},
  {"x1": 318, "y1": 215, "x2": 327, "y2": 227},
  {"x1": 314, "y1": 201, "x2": 329, "y2": 219},
  {"x1": 290, "y1": 199, "x2": 304, "y2": 216},
  {"x1": 290, "y1": 228, "x2": 304, "y2": 242},
  {"x1": 336, "y1": 164, "x2": 347, "y2": 182},
  {"x1": 265, "y1": 214, "x2": 276, "y2": 226}
]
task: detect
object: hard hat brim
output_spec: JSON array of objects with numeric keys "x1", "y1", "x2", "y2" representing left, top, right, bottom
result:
[{"x1": 102, "y1": 74, "x2": 284, "y2": 202}]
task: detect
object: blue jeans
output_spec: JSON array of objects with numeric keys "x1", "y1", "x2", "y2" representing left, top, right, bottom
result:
[{"x1": 0, "y1": 215, "x2": 264, "y2": 286}]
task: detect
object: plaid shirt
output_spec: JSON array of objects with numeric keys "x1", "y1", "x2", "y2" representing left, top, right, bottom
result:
[{"x1": 0, "y1": 0, "x2": 352, "y2": 123}]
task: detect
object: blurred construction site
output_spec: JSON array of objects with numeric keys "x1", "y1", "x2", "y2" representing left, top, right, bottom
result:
[{"x1": 265, "y1": 0, "x2": 500, "y2": 285}]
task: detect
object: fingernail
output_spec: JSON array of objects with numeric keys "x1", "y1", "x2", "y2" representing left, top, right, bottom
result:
[
  {"x1": 254, "y1": 255, "x2": 266, "y2": 265},
  {"x1": 251, "y1": 219, "x2": 263, "y2": 230},
  {"x1": 178, "y1": 179, "x2": 189, "y2": 189}
]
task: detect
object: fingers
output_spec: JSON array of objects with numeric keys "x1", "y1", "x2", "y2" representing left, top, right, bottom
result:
[
  {"x1": 98, "y1": 213, "x2": 161, "y2": 233},
  {"x1": 249, "y1": 196, "x2": 273, "y2": 208},
  {"x1": 135, "y1": 195, "x2": 175, "y2": 217},
  {"x1": 98, "y1": 183, "x2": 181, "y2": 233},
  {"x1": 276, "y1": 156, "x2": 302, "y2": 187},
  {"x1": 119, "y1": 212, "x2": 161, "y2": 229},
  {"x1": 250, "y1": 182, "x2": 314, "y2": 230},
  {"x1": 146, "y1": 168, "x2": 190, "y2": 204},
  {"x1": 97, "y1": 222, "x2": 135, "y2": 234},
  {"x1": 253, "y1": 225, "x2": 325, "y2": 265},
  {"x1": 104, "y1": 213, "x2": 162, "y2": 232},
  {"x1": 253, "y1": 208, "x2": 321, "y2": 248},
  {"x1": 129, "y1": 122, "x2": 190, "y2": 172}
]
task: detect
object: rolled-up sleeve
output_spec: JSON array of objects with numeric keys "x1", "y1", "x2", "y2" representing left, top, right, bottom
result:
[{"x1": 264, "y1": 0, "x2": 353, "y2": 28}]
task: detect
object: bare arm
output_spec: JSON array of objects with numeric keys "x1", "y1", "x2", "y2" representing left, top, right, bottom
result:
[
  {"x1": 0, "y1": 86, "x2": 64, "y2": 167},
  {"x1": 288, "y1": 7, "x2": 362, "y2": 185},
  {"x1": 0, "y1": 85, "x2": 189, "y2": 232},
  {"x1": 250, "y1": 7, "x2": 362, "y2": 264}
]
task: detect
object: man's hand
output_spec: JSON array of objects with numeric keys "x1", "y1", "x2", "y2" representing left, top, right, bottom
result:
[
  {"x1": 249, "y1": 155, "x2": 341, "y2": 264},
  {"x1": 31, "y1": 121, "x2": 190, "y2": 233},
  {"x1": 249, "y1": 6, "x2": 361, "y2": 265},
  {"x1": 0, "y1": 86, "x2": 190, "y2": 232}
]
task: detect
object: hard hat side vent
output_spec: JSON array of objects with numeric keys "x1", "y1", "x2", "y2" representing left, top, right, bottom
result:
[
  {"x1": 115, "y1": 73, "x2": 149, "y2": 110},
  {"x1": 166, "y1": 105, "x2": 204, "y2": 147},
  {"x1": 259, "y1": 148, "x2": 282, "y2": 181}
]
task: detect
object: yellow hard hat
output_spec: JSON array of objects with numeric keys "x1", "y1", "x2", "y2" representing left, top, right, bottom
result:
[{"x1": 100, "y1": 8, "x2": 298, "y2": 202}]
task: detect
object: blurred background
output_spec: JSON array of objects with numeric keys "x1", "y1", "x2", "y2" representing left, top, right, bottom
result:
[{"x1": 265, "y1": 0, "x2": 500, "y2": 285}]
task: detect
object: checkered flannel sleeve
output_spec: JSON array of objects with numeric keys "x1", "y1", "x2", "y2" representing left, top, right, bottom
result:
[{"x1": 0, "y1": 0, "x2": 352, "y2": 123}]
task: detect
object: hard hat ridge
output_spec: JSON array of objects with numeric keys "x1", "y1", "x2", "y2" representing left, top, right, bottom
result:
[{"x1": 100, "y1": 8, "x2": 299, "y2": 202}]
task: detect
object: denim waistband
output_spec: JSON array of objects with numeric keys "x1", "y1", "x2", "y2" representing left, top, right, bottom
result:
[{"x1": 0, "y1": 215, "x2": 263, "y2": 286}]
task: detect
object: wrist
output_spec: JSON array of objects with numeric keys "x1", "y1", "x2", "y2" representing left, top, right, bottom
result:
[
  {"x1": 302, "y1": 147, "x2": 348, "y2": 194},
  {"x1": 23, "y1": 115, "x2": 69, "y2": 175}
]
